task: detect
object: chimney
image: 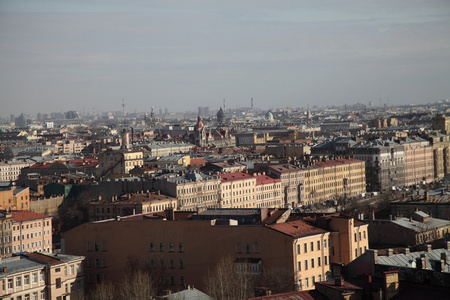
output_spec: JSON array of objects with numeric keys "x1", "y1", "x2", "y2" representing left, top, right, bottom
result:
[
  {"x1": 386, "y1": 249, "x2": 394, "y2": 257},
  {"x1": 425, "y1": 244, "x2": 432, "y2": 252},
  {"x1": 98, "y1": 195, "x2": 102, "y2": 201},
  {"x1": 335, "y1": 275, "x2": 344, "y2": 287},
  {"x1": 403, "y1": 248, "x2": 410, "y2": 255},
  {"x1": 441, "y1": 252, "x2": 449, "y2": 264},
  {"x1": 127, "y1": 193, "x2": 131, "y2": 200},
  {"x1": 435, "y1": 260, "x2": 445, "y2": 272},
  {"x1": 425, "y1": 190, "x2": 429, "y2": 201},
  {"x1": 446, "y1": 241, "x2": 450, "y2": 250},
  {"x1": 157, "y1": 190, "x2": 161, "y2": 196},
  {"x1": 165, "y1": 208, "x2": 175, "y2": 221}
]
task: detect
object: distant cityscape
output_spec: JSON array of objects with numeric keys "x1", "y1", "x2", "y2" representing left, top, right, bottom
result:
[{"x1": 1, "y1": 98, "x2": 450, "y2": 299}]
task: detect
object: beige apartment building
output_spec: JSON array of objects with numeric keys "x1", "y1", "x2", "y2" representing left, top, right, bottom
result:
[
  {"x1": 0, "y1": 161, "x2": 30, "y2": 182},
  {"x1": 154, "y1": 172, "x2": 221, "y2": 210},
  {"x1": 399, "y1": 137, "x2": 434, "y2": 186},
  {"x1": 97, "y1": 149, "x2": 144, "y2": 177},
  {"x1": 0, "y1": 252, "x2": 84, "y2": 300},
  {"x1": 267, "y1": 164, "x2": 304, "y2": 207},
  {"x1": 0, "y1": 211, "x2": 13, "y2": 258},
  {"x1": 253, "y1": 173, "x2": 284, "y2": 208},
  {"x1": 302, "y1": 159, "x2": 366, "y2": 205},
  {"x1": 10, "y1": 210, "x2": 53, "y2": 254},
  {"x1": 218, "y1": 172, "x2": 257, "y2": 208}
]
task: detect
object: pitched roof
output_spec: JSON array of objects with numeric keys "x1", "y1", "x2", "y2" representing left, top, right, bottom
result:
[
  {"x1": 268, "y1": 219, "x2": 327, "y2": 238},
  {"x1": 10, "y1": 210, "x2": 50, "y2": 222}
]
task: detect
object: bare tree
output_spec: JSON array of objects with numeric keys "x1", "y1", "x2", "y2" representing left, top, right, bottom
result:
[
  {"x1": 257, "y1": 266, "x2": 296, "y2": 294},
  {"x1": 88, "y1": 281, "x2": 115, "y2": 300},
  {"x1": 204, "y1": 256, "x2": 255, "y2": 300},
  {"x1": 118, "y1": 270, "x2": 158, "y2": 300}
]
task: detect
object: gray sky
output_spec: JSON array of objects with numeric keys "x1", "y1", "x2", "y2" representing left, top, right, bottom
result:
[{"x1": 1, "y1": 0, "x2": 449, "y2": 117}]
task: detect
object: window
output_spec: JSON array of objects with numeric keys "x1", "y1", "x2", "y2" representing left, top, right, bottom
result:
[
  {"x1": 178, "y1": 243, "x2": 184, "y2": 252},
  {"x1": 310, "y1": 242, "x2": 314, "y2": 251},
  {"x1": 312, "y1": 276, "x2": 315, "y2": 285},
  {"x1": 40, "y1": 271, "x2": 45, "y2": 282},
  {"x1": 24, "y1": 275, "x2": 29, "y2": 285},
  {"x1": 94, "y1": 242, "x2": 99, "y2": 252},
  {"x1": 40, "y1": 291, "x2": 45, "y2": 299},
  {"x1": 305, "y1": 277, "x2": 309, "y2": 288},
  {"x1": 179, "y1": 259, "x2": 185, "y2": 269},
  {"x1": 180, "y1": 275, "x2": 185, "y2": 286},
  {"x1": 318, "y1": 274, "x2": 322, "y2": 282},
  {"x1": 364, "y1": 231, "x2": 366, "y2": 239},
  {"x1": 318, "y1": 257, "x2": 321, "y2": 267},
  {"x1": 298, "y1": 261, "x2": 301, "y2": 271},
  {"x1": 355, "y1": 249, "x2": 358, "y2": 257},
  {"x1": 16, "y1": 276, "x2": 22, "y2": 287},
  {"x1": 169, "y1": 259, "x2": 175, "y2": 269},
  {"x1": 304, "y1": 243, "x2": 307, "y2": 253},
  {"x1": 354, "y1": 233, "x2": 357, "y2": 242},
  {"x1": 32, "y1": 292, "x2": 38, "y2": 300},
  {"x1": 317, "y1": 240, "x2": 320, "y2": 250},
  {"x1": 159, "y1": 243, "x2": 164, "y2": 252},
  {"x1": 32, "y1": 272, "x2": 38, "y2": 283},
  {"x1": 149, "y1": 242, "x2": 155, "y2": 252},
  {"x1": 168, "y1": 243, "x2": 174, "y2": 252},
  {"x1": 55, "y1": 268, "x2": 61, "y2": 273},
  {"x1": 325, "y1": 256, "x2": 328, "y2": 265},
  {"x1": 170, "y1": 275, "x2": 175, "y2": 286},
  {"x1": 7, "y1": 278, "x2": 13, "y2": 289},
  {"x1": 25, "y1": 294, "x2": 30, "y2": 300},
  {"x1": 304, "y1": 260, "x2": 308, "y2": 270},
  {"x1": 359, "y1": 232, "x2": 361, "y2": 241},
  {"x1": 328, "y1": 239, "x2": 331, "y2": 248},
  {"x1": 311, "y1": 258, "x2": 315, "y2": 268},
  {"x1": 297, "y1": 244, "x2": 301, "y2": 254},
  {"x1": 324, "y1": 240, "x2": 327, "y2": 249},
  {"x1": 70, "y1": 265, "x2": 74, "y2": 275},
  {"x1": 56, "y1": 278, "x2": 61, "y2": 289}
]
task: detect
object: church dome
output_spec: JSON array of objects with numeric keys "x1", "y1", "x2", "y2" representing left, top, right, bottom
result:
[
  {"x1": 217, "y1": 107, "x2": 226, "y2": 123},
  {"x1": 265, "y1": 111, "x2": 274, "y2": 120}
]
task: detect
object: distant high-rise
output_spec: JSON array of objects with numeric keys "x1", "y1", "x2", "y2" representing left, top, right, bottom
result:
[
  {"x1": 198, "y1": 107, "x2": 210, "y2": 117},
  {"x1": 165, "y1": 108, "x2": 169, "y2": 115},
  {"x1": 10, "y1": 114, "x2": 14, "y2": 122}
]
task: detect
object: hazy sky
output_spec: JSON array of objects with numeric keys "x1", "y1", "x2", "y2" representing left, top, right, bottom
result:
[{"x1": 1, "y1": 0, "x2": 449, "y2": 117}]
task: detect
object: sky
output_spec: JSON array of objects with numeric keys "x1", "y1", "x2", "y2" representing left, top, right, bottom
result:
[{"x1": 1, "y1": 0, "x2": 449, "y2": 117}]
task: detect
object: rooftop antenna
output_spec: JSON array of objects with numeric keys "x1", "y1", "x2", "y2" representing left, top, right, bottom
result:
[
  {"x1": 122, "y1": 98, "x2": 126, "y2": 129},
  {"x1": 223, "y1": 99, "x2": 226, "y2": 112}
]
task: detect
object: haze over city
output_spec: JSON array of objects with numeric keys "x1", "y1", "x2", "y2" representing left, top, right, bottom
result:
[{"x1": 1, "y1": 0, "x2": 449, "y2": 117}]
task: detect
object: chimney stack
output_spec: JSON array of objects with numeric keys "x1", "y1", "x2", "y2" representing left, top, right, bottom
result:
[
  {"x1": 403, "y1": 248, "x2": 410, "y2": 255},
  {"x1": 335, "y1": 275, "x2": 344, "y2": 287},
  {"x1": 425, "y1": 244, "x2": 432, "y2": 252},
  {"x1": 386, "y1": 249, "x2": 394, "y2": 257},
  {"x1": 441, "y1": 252, "x2": 449, "y2": 264}
]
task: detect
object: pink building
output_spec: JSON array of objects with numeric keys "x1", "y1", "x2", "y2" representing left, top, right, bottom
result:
[{"x1": 10, "y1": 211, "x2": 52, "y2": 254}]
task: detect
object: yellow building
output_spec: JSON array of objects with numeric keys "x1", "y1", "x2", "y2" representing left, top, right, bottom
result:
[
  {"x1": 302, "y1": 159, "x2": 366, "y2": 205},
  {"x1": 97, "y1": 149, "x2": 144, "y2": 177}
]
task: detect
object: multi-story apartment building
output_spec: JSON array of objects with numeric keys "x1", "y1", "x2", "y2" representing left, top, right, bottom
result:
[
  {"x1": 97, "y1": 149, "x2": 144, "y2": 177},
  {"x1": 253, "y1": 173, "x2": 283, "y2": 208},
  {"x1": 399, "y1": 137, "x2": 434, "y2": 186},
  {"x1": 302, "y1": 159, "x2": 366, "y2": 205},
  {"x1": 0, "y1": 161, "x2": 29, "y2": 182},
  {"x1": 267, "y1": 164, "x2": 304, "y2": 207},
  {"x1": 0, "y1": 187, "x2": 30, "y2": 211},
  {"x1": 61, "y1": 211, "x2": 367, "y2": 293},
  {"x1": 154, "y1": 172, "x2": 221, "y2": 210},
  {"x1": 13, "y1": 188, "x2": 30, "y2": 211},
  {"x1": 10, "y1": 210, "x2": 53, "y2": 254},
  {"x1": 350, "y1": 140, "x2": 405, "y2": 191},
  {"x1": 0, "y1": 211, "x2": 13, "y2": 258},
  {"x1": 88, "y1": 192, "x2": 178, "y2": 222},
  {"x1": 423, "y1": 132, "x2": 450, "y2": 180},
  {"x1": 218, "y1": 172, "x2": 257, "y2": 208},
  {"x1": 0, "y1": 252, "x2": 84, "y2": 300}
]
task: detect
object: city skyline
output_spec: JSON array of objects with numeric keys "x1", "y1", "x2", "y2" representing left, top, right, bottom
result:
[{"x1": 1, "y1": 0, "x2": 449, "y2": 117}]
